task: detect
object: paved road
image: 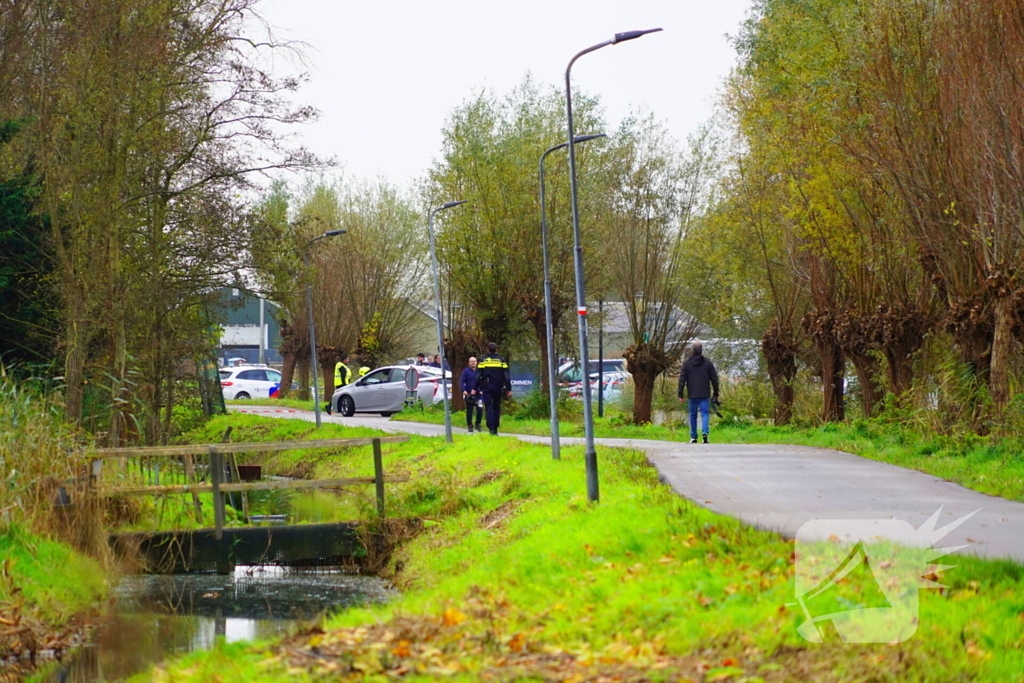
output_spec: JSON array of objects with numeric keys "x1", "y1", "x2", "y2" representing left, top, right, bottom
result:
[{"x1": 230, "y1": 405, "x2": 1024, "y2": 565}]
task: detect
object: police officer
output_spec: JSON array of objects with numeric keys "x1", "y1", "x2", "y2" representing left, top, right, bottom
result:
[
  {"x1": 475, "y1": 342, "x2": 511, "y2": 435},
  {"x1": 326, "y1": 353, "x2": 352, "y2": 414}
]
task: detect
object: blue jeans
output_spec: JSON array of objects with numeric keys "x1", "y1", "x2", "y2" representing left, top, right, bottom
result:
[{"x1": 689, "y1": 398, "x2": 710, "y2": 439}]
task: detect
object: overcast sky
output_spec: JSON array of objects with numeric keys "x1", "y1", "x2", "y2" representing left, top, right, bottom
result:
[{"x1": 254, "y1": 0, "x2": 753, "y2": 188}]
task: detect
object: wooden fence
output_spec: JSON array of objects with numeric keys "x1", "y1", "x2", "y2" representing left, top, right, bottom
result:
[{"x1": 91, "y1": 434, "x2": 410, "y2": 541}]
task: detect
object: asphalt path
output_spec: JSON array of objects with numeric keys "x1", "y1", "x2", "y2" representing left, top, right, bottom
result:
[{"x1": 229, "y1": 405, "x2": 1024, "y2": 565}]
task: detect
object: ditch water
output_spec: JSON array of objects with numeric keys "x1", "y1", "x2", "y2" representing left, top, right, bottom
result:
[
  {"x1": 42, "y1": 567, "x2": 395, "y2": 682},
  {"x1": 42, "y1": 490, "x2": 393, "y2": 682}
]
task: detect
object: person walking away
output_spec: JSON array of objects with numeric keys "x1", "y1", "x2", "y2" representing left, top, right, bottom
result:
[
  {"x1": 475, "y1": 342, "x2": 511, "y2": 435},
  {"x1": 460, "y1": 357, "x2": 484, "y2": 432},
  {"x1": 326, "y1": 353, "x2": 352, "y2": 414},
  {"x1": 677, "y1": 340, "x2": 720, "y2": 443}
]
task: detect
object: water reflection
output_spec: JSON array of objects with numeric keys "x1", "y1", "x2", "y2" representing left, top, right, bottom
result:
[{"x1": 43, "y1": 567, "x2": 394, "y2": 682}]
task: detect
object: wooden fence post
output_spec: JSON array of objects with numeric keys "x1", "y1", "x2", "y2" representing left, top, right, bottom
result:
[
  {"x1": 209, "y1": 446, "x2": 225, "y2": 540},
  {"x1": 373, "y1": 438, "x2": 385, "y2": 517}
]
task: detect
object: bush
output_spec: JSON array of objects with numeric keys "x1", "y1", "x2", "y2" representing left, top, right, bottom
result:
[{"x1": 508, "y1": 387, "x2": 582, "y2": 422}]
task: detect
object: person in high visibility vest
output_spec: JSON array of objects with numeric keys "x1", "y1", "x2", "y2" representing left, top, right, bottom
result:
[
  {"x1": 359, "y1": 366, "x2": 370, "y2": 378},
  {"x1": 326, "y1": 354, "x2": 352, "y2": 415},
  {"x1": 475, "y1": 342, "x2": 512, "y2": 436},
  {"x1": 334, "y1": 354, "x2": 352, "y2": 390}
]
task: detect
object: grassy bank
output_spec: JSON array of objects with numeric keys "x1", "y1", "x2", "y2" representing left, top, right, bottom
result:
[
  {"x1": 0, "y1": 526, "x2": 107, "y2": 659},
  {"x1": 0, "y1": 374, "x2": 109, "y2": 664},
  {"x1": 143, "y1": 414, "x2": 1023, "y2": 682},
  {"x1": 397, "y1": 405, "x2": 1024, "y2": 503}
]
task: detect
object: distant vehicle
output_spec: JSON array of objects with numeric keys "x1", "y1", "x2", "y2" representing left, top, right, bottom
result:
[
  {"x1": 556, "y1": 359, "x2": 626, "y2": 389},
  {"x1": 569, "y1": 370, "x2": 631, "y2": 402},
  {"x1": 330, "y1": 365, "x2": 451, "y2": 417},
  {"x1": 220, "y1": 365, "x2": 283, "y2": 400}
]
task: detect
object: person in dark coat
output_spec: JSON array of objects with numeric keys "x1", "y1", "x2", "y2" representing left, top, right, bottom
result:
[
  {"x1": 460, "y1": 356, "x2": 483, "y2": 432},
  {"x1": 677, "y1": 340, "x2": 720, "y2": 443},
  {"x1": 475, "y1": 342, "x2": 512, "y2": 435}
]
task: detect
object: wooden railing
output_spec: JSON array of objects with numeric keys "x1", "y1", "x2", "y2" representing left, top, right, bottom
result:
[{"x1": 91, "y1": 434, "x2": 410, "y2": 540}]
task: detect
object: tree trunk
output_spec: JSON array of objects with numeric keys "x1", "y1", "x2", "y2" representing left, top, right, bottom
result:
[
  {"x1": 631, "y1": 367, "x2": 657, "y2": 425},
  {"x1": 848, "y1": 351, "x2": 884, "y2": 418},
  {"x1": 990, "y1": 295, "x2": 1014, "y2": 413},
  {"x1": 296, "y1": 357, "x2": 310, "y2": 400},
  {"x1": 444, "y1": 327, "x2": 484, "y2": 412},
  {"x1": 762, "y1": 320, "x2": 798, "y2": 426},
  {"x1": 64, "y1": 306, "x2": 88, "y2": 424},
  {"x1": 884, "y1": 344, "x2": 916, "y2": 397},
  {"x1": 320, "y1": 359, "x2": 335, "y2": 406},
  {"x1": 278, "y1": 352, "x2": 297, "y2": 400},
  {"x1": 623, "y1": 343, "x2": 670, "y2": 425},
  {"x1": 819, "y1": 338, "x2": 845, "y2": 422}
]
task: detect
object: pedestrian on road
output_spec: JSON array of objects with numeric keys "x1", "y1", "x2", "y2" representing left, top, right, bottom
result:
[
  {"x1": 475, "y1": 342, "x2": 512, "y2": 436},
  {"x1": 677, "y1": 340, "x2": 720, "y2": 444},
  {"x1": 460, "y1": 356, "x2": 483, "y2": 433},
  {"x1": 415, "y1": 353, "x2": 427, "y2": 366},
  {"x1": 326, "y1": 353, "x2": 352, "y2": 414}
]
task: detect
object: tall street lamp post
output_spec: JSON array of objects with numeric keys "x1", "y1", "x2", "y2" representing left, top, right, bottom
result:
[
  {"x1": 565, "y1": 28, "x2": 662, "y2": 502},
  {"x1": 304, "y1": 229, "x2": 346, "y2": 428},
  {"x1": 427, "y1": 200, "x2": 468, "y2": 443},
  {"x1": 539, "y1": 133, "x2": 605, "y2": 461}
]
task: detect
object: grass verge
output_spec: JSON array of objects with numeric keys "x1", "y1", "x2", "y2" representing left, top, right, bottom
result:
[
  {"x1": 143, "y1": 414, "x2": 1024, "y2": 682},
  {"x1": 0, "y1": 526, "x2": 107, "y2": 658}
]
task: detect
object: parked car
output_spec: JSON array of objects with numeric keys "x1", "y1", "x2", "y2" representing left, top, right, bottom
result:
[
  {"x1": 556, "y1": 359, "x2": 626, "y2": 391},
  {"x1": 220, "y1": 365, "x2": 283, "y2": 400},
  {"x1": 330, "y1": 365, "x2": 451, "y2": 417},
  {"x1": 568, "y1": 370, "x2": 631, "y2": 402}
]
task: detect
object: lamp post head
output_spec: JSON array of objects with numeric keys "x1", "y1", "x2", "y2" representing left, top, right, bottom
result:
[
  {"x1": 441, "y1": 200, "x2": 469, "y2": 210},
  {"x1": 324, "y1": 229, "x2": 346, "y2": 237},
  {"x1": 574, "y1": 133, "x2": 607, "y2": 144},
  {"x1": 612, "y1": 28, "x2": 663, "y2": 44}
]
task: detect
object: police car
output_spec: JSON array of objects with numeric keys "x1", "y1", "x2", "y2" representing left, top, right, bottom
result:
[{"x1": 220, "y1": 364, "x2": 283, "y2": 400}]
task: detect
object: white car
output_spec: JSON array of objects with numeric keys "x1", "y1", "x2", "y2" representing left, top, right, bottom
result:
[
  {"x1": 569, "y1": 371, "x2": 631, "y2": 402},
  {"x1": 220, "y1": 365, "x2": 283, "y2": 400},
  {"x1": 330, "y1": 365, "x2": 451, "y2": 417}
]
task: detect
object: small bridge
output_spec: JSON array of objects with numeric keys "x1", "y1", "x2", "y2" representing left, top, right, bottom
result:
[{"x1": 93, "y1": 433, "x2": 413, "y2": 573}]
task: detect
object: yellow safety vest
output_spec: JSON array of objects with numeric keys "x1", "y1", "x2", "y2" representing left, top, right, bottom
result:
[{"x1": 334, "y1": 362, "x2": 351, "y2": 387}]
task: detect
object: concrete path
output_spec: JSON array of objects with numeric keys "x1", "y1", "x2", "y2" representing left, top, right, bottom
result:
[{"x1": 229, "y1": 405, "x2": 1024, "y2": 565}]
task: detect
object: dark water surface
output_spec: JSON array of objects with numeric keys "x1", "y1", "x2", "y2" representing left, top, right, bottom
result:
[{"x1": 41, "y1": 567, "x2": 394, "y2": 682}]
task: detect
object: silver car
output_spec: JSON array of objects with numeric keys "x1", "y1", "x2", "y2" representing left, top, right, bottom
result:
[{"x1": 330, "y1": 365, "x2": 449, "y2": 417}]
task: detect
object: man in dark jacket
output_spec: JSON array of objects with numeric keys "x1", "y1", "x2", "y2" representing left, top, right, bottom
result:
[
  {"x1": 460, "y1": 356, "x2": 483, "y2": 432},
  {"x1": 475, "y1": 342, "x2": 512, "y2": 435},
  {"x1": 678, "y1": 340, "x2": 720, "y2": 443}
]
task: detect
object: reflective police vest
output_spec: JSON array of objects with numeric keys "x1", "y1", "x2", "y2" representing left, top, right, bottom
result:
[
  {"x1": 476, "y1": 354, "x2": 510, "y2": 392},
  {"x1": 334, "y1": 362, "x2": 351, "y2": 387}
]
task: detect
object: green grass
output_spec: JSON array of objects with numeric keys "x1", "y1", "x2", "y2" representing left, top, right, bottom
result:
[
  {"x1": 142, "y1": 414, "x2": 1024, "y2": 682},
  {"x1": 398, "y1": 406, "x2": 1024, "y2": 503},
  {"x1": 0, "y1": 525, "x2": 107, "y2": 627},
  {"x1": 226, "y1": 397, "x2": 317, "y2": 411}
]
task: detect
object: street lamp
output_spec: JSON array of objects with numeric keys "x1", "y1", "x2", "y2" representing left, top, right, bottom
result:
[
  {"x1": 427, "y1": 199, "x2": 468, "y2": 443},
  {"x1": 539, "y1": 133, "x2": 606, "y2": 461},
  {"x1": 304, "y1": 228, "x2": 346, "y2": 428},
  {"x1": 565, "y1": 27, "x2": 662, "y2": 502}
]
